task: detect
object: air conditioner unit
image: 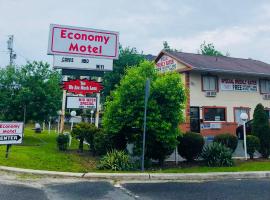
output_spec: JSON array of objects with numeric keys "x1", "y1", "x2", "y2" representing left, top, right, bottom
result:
[
  {"x1": 205, "y1": 91, "x2": 217, "y2": 97},
  {"x1": 263, "y1": 94, "x2": 270, "y2": 100}
]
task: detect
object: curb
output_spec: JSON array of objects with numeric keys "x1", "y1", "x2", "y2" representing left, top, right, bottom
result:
[{"x1": 1, "y1": 166, "x2": 270, "y2": 181}]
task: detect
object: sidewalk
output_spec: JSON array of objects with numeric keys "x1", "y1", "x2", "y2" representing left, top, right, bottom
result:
[{"x1": 1, "y1": 165, "x2": 270, "y2": 182}]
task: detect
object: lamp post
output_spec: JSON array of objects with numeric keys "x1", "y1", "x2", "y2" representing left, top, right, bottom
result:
[
  {"x1": 90, "y1": 110, "x2": 94, "y2": 124},
  {"x1": 240, "y1": 112, "x2": 248, "y2": 160},
  {"x1": 70, "y1": 111, "x2": 76, "y2": 131},
  {"x1": 57, "y1": 110, "x2": 62, "y2": 134}
]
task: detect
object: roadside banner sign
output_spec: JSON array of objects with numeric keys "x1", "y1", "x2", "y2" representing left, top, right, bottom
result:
[
  {"x1": 47, "y1": 24, "x2": 119, "y2": 59},
  {"x1": 62, "y1": 79, "x2": 103, "y2": 95},
  {"x1": 66, "y1": 96, "x2": 97, "y2": 109},
  {"x1": 0, "y1": 122, "x2": 24, "y2": 144},
  {"x1": 53, "y1": 55, "x2": 113, "y2": 71}
]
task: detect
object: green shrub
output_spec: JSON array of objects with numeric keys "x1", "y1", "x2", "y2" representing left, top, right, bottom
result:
[
  {"x1": 71, "y1": 122, "x2": 98, "y2": 153},
  {"x1": 93, "y1": 130, "x2": 114, "y2": 156},
  {"x1": 246, "y1": 135, "x2": 260, "y2": 159},
  {"x1": 201, "y1": 142, "x2": 233, "y2": 167},
  {"x1": 213, "y1": 133, "x2": 238, "y2": 153},
  {"x1": 177, "y1": 132, "x2": 204, "y2": 161},
  {"x1": 56, "y1": 134, "x2": 70, "y2": 151},
  {"x1": 253, "y1": 103, "x2": 270, "y2": 158},
  {"x1": 97, "y1": 149, "x2": 133, "y2": 171}
]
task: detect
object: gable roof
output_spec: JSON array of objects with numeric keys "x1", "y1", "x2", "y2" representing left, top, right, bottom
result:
[{"x1": 155, "y1": 50, "x2": 270, "y2": 76}]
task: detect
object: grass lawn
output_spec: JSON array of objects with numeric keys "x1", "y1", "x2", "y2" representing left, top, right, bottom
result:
[
  {"x1": 149, "y1": 159, "x2": 270, "y2": 173},
  {"x1": 0, "y1": 128, "x2": 97, "y2": 172}
]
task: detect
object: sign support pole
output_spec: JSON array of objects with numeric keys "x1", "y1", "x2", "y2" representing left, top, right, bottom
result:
[
  {"x1": 60, "y1": 75, "x2": 67, "y2": 134},
  {"x1": 5, "y1": 144, "x2": 11, "y2": 158},
  {"x1": 95, "y1": 77, "x2": 102, "y2": 128}
]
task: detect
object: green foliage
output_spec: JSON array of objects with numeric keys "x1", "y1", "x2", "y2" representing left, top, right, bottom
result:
[
  {"x1": 71, "y1": 122, "x2": 98, "y2": 153},
  {"x1": 200, "y1": 41, "x2": 224, "y2": 56},
  {"x1": 93, "y1": 130, "x2": 114, "y2": 156},
  {"x1": 252, "y1": 103, "x2": 270, "y2": 158},
  {"x1": 163, "y1": 41, "x2": 180, "y2": 52},
  {"x1": 201, "y1": 143, "x2": 234, "y2": 167},
  {"x1": 177, "y1": 132, "x2": 205, "y2": 161},
  {"x1": 0, "y1": 62, "x2": 62, "y2": 122},
  {"x1": 246, "y1": 135, "x2": 260, "y2": 159},
  {"x1": 102, "y1": 61, "x2": 186, "y2": 165},
  {"x1": 56, "y1": 134, "x2": 70, "y2": 151},
  {"x1": 97, "y1": 150, "x2": 133, "y2": 171},
  {"x1": 213, "y1": 133, "x2": 238, "y2": 153},
  {"x1": 102, "y1": 46, "x2": 145, "y2": 99}
]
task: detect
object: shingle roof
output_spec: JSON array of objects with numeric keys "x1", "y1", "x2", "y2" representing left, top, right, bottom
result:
[
  {"x1": 143, "y1": 54, "x2": 156, "y2": 61},
  {"x1": 158, "y1": 50, "x2": 270, "y2": 76}
]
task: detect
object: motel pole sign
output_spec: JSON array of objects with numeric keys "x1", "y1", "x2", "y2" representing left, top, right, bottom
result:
[{"x1": 47, "y1": 24, "x2": 119, "y2": 133}]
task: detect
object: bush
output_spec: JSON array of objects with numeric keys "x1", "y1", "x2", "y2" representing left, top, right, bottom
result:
[
  {"x1": 97, "y1": 150, "x2": 133, "y2": 171},
  {"x1": 56, "y1": 134, "x2": 70, "y2": 151},
  {"x1": 213, "y1": 133, "x2": 238, "y2": 153},
  {"x1": 253, "y1": 103, "x2": 270, "y2": 158},
  {"x1": 201, "y1": 142, "x2": 233, "y2": 167},
  {"x1": 93, "y1": 130, "x2": 114, "y2": 156},
  {"x1": 71, "y1": 122, "x2": 98, "y2": 153},
  {"x1": 246, "y1": 135, "x2": 260, "y2": 159},
  {"x1": 177, "y1": 132, "x2": 204, "y2": 161}
]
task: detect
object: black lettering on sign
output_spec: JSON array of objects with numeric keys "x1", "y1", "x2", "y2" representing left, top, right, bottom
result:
[
  {"x1": 61, "y1": 57, "x2": 74, "y2": 62},
  {"x1": 96, "y1": 65, "x2": 104, "y2": 70},
  {"x1": 81, "y1": 59, "x2": 89, "y2": 63}
]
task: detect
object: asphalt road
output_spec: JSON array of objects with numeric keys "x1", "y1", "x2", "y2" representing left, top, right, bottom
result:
[{"x1": 1, "y1": 179, "x2": 270, "y2": 200}]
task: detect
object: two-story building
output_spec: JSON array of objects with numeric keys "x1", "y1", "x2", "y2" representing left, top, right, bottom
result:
[{"x1": 155, "y1": 50, "x2": 270, "y2": 136}]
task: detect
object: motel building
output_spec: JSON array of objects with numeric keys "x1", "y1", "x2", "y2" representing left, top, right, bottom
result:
[{"x1": 155, "y1": 50, "x2": 270, "y2": 137}]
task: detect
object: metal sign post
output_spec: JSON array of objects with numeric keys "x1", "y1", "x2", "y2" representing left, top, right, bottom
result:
[{"x1": 142, "y1": 78, "x2": 150, "y2": 172}]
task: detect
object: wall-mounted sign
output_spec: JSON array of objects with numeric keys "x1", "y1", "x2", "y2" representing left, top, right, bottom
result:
[
  {"x1": 63, "y1": 79, "x2": 103, "y2": 95},
  {"x1": 47, "y1": 24, "x2": 119, "y2": 59},
  {"x1": 53, "y1": 55, "x2": 113, "y2": 71},
  {"x1": 220, "y1": 78, "x2": 257, "y2": 92},
  {"x1": 156, "y1": 55, "x2": 177, "y2": 72},
  {"x1": 0, "y1": 122, "x2": 23, "y2": 144},
  {"x1": 66, "y1": 97, "x2": 97, "y2": 109}
]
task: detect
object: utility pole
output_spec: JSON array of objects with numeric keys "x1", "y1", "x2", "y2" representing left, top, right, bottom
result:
[{"x1": 7, "y1": 35, "x2": 16, "y2": 67}]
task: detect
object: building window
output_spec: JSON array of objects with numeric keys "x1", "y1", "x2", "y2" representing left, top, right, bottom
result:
[
  {"x1": 203, "y1": 107, "x2": 226, "y2": 121},
  {"x1": 265, "y1": 109, "x2": 270, "y2": 119},
  {"x1": 260, "y1": 79, "x2": 270, "y2": 94},
  {"x1": 234, "y1": 107, "x2": 250, "y2": 125},
  {"x1": 202, "y1": 75, "x2": 218, "y2": 91}
]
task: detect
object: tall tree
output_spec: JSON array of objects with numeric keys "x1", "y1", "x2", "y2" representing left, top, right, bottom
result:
[
  {"x1": 102, "y1": 46, "x2": 145, "y2": 99},
  {"x1": 0, "y1": 61, "x2": 62, "y2": 122},
  {"x1": 200, "y1": 41, "x2": 224, "y2": 56},
  {"x1": 102, "y1": 61, "x2": 186, "y2": 165}
]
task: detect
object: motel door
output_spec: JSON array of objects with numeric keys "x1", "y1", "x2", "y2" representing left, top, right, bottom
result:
[{"x1": 190, "y1": 107, "x2": 200, "y2": 133}]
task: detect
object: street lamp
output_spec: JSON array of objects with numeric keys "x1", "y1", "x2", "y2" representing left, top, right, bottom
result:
[
  {"x1": 240, "y1": 112, "x2": 248, "y2": 160},
  {"x1": 70, "y1": 111, "x2": 76, "y2": 131},
  {"x1": 57, "y1": 110, "x2": 62, "y2": 134},
  {"x1": 90, "y1": 110, "x2": 94, "y2": 124}
]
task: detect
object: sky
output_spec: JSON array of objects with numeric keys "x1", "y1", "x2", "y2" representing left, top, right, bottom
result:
[{"x1": 1, "y1": 0, "x2": 270, "y2": 67}]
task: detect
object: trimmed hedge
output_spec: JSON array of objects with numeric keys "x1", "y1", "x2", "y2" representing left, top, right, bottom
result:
[
  {"x1": 213, "y1": 133, "x2": 238, "y2": 153},
  {"x1": 178, "y1": 132, "x2": 204, "y2": 161}
]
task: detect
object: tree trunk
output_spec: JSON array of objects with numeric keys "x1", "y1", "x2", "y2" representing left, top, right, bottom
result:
[{"x1": 79, "y1": 139, "x2": 84, "y2": 152}]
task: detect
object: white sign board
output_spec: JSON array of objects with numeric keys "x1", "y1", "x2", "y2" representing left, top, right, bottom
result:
[
  {"x1": 66, "y1": 97, "x2": 97, "y2": 109},
  {"x1": 220, "y1": 78, "x2": 257, "y2": 92},
  {"x1": 48, "y1": 24, "x2": 119, "y2": 59},
  {"x1": 0, "y1": 122, "x2": 23, "y2": 144},
  {"x1": 53, "y1": 55, "x2": 113, "y2": 71},
  {"x1": 156, "y1": 55, "x2": 177, "y2": 72}
]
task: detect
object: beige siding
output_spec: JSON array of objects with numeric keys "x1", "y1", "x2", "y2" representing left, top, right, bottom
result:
[{"x1": 189, "y1": 71, "x2": 270, "y2": 122}]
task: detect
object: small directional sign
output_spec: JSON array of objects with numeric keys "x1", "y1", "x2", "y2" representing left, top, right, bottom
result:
[{"x1": 0, "y1": 122, "x2": 23, "y2": 144}]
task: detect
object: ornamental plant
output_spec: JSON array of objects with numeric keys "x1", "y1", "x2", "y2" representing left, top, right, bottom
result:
[
  {"x1": 177, "y1": 132, "x2": 205, "y2": 162},
  {"x1": 213, "y1": 133, "x2": 238, "y2": 153},
  {"x1": 246, "y1": 135, "x2": 260, "y2": 159},
  {"x1": 252, "y1": 103, "x2": 270, "y2": 158}
]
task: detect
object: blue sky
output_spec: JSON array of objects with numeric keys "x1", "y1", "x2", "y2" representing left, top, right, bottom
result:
[{"x1": 1, "y1": 0, "x2": 270, "y2": 67}]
